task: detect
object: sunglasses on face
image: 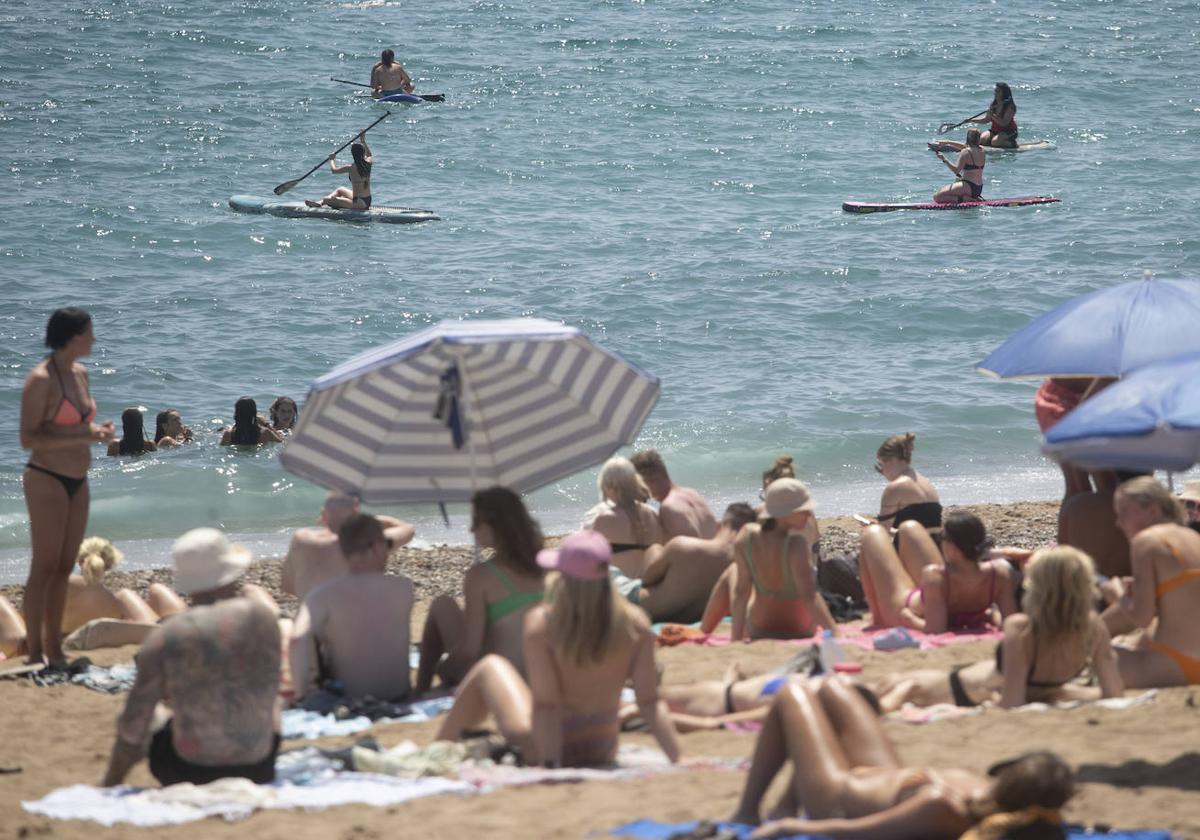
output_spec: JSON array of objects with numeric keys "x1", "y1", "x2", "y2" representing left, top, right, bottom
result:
[{"x1": 873, "y1": 463, "x2": 885, "y2": 475}]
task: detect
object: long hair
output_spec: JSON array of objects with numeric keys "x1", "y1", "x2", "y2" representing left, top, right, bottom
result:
[
  {"x1": 231, "y1": 397, "x2": 260, "y2": 446},
  {"x1": 118, "y1": 407, "x2": 147, "y2": 455},
  {"x1": 1023, "y1": 547, "x2": 1095, "y2": 647},
  {"x1": 269, "y1": 396, "x2": 298, "y2": 430},
  {"x1": 77, "y1": 536, "x2": 122, "y2": 585},
  {"x1": 154, "y1": 409, "x2": 176, "y2": 443},
  {"x1": 597, "y1": 457, "x2": 651, "y2": 544},
  {"x1": 545, "y1": 571, "x2": 638, "y2": 667},
  {"x1": 877, "y1": 432, "x2": 916, "y2": 463},
  {"x1": 472, "y1": 486, "x2": 544, "y2": 576},
  {"x1": 943, "y1": 511, "x2": 991, "y2": 562},
  {"x1": 351, "y1": 143, "x2": 370, "y2": 179},
  {"x1": 1117, "y1": 476, "x2": 1185, "y2": 525},
  {"x1": 991, "y1": 82, "x2": 1016, "y2": 114},
  {"x1": 45, "y1": 307, "x2": 91, "y2": 350}
]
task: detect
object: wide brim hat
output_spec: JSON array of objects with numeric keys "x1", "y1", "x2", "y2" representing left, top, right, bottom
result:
[
  {"x1": 1177, "y1": 479, "x2": 1200, "y2": 503},
  {"x1": 760, "y1": 477, "x2": 816, "y2": 520},
  {"x1": 173, "y1": 527, "x2": 252, "y2": 596}
]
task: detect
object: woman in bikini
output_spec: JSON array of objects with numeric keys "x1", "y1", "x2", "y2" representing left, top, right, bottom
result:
[
  {"x1": 1105, "y1": 476, "x2": 1200, "y2": 687},
  {"x1": 306, "y1": 132, "x2": 372, "y2": 210},
  {"x1": 415, "y1": 486, "x2": 545, "y2": 694},
  {"x1": 932, "y1": 127, "x2": 987, "y2": 204},
  {"x1": 730, "y1": 478, "x2": 838, "y2": 641},
  {"x1": 219, "y1": 397, "x2": 284, "y2": 446},
  {"x1": 859, "y1": 510, "x2": 1018, "y2": 631},
  {"x1": 106, "y1": 407, "x2": 157, "y2": 456},
  {"x1": 868, "y1": 433, "x2": 943, "y2": 537},
  {"x1": 19, "y1": 308, "x2": 115, "y2": 667},
  {"x1": 154, "y1": 409, "x2": 193, "y2": 448},
  {"x1": 586, "y1": 456, "x2": 663, "y2": 579},
  {"x1": 731, "y1": 676, "x2": 1074, "y2": 839},
  {"x1": 435, "y1": 530, "x2": 680, "y2": 768}
]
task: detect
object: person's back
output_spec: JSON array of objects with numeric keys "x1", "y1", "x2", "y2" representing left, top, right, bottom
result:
[
  {"x1": 1062, "y1": 489, "x2": 1130, "y2": 578},
  {"x1": 281, "y1": 526, "x2": 349, "y2": 600},
  {"x1": 638, "y1": 534, "x2": 734, "y2": 623},
  {"x1": 122, "y1": 598, "x2": 281, "y2": 767},
  {"x1": 661, "y1": 484, "x2": 719, "y2": 540},
  {"x1": 588, "y1": 500, "x2": 663, "y2": 578},
  {"x1": 1142, "y1": 523, "x2": 1200, "y2": 649},
  {"x1": 474, "y1": 559, "x2": 543, "y2": 673},
  {"x1": 737, "y1": 523, "x2": 819, "y2": 639}
]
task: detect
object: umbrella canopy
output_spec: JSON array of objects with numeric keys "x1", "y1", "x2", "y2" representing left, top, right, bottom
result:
[
  {"x1": 1042, "y1": 351, "x2": 1200, "y2": 472},
  {"x1": 976, "y1": 277, "x2": 1200, "y2": 379},
  {"x1": 279, "y1": 318, "x2": 661, "y2": 504}
]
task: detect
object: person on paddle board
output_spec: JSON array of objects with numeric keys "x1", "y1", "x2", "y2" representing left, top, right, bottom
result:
[
  {"x1": 371, "y1": 49, "x2": 413, "y2": 97},
  {"x1": 304, "y1": 132, "x2": 372, "y2": 210},
  {"x1": 932, "y1": 128, "x2": 985, "y2": 204},
  {"x1": 933, "y1": 82, "x2": 1019, "y2": 151}
]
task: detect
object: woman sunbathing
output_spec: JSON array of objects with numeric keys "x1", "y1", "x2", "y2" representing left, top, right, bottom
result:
[
  {"x1": 870, "y1": 433, "x2": 942, "y2": 538},
  {"x1": 415, "y1": 486, "x2": 545, "y2": 693},
  {"x1": 731, "y1": 676, "x2": 1075, "y2": 839},
  {"x1": 585, "y1": 456, "x2": 664, "y2": 579},
  {"x1": 859, "y1": 510, "x2": 1018, "y2": 632},
  {"x1": 1105, "y1": 476, "x2": 1200, "y2": 687},
  {"x1": 435, "y1": 530, "x2": 679, "y2": 767}
]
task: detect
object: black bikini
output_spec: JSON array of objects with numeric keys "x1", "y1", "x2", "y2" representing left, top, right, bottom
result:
[
  {"x1": 609, "y1": 542, "x2": 649, "y2": 554},
  {"x1": 878, "y1": 501, "x2": 943, "y2": 549},
  {"x1": 950, "y1": 638, "x2": 1085, "y2": 708},
  {"x1": 26, "y1": 462, "x2": 87, "y2": 499},
  {"x1": 960, "y1": 153, "x2": 984, "y2": 199}
]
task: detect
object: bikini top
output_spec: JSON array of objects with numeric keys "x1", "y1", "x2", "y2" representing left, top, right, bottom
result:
[
  {"x1": 877, "y1": 501, "x2": 943, "y2": 529},
  {"x1": 1155, "y1": 540, "x2": 1200, "y2": 598},
  {"x1": 609, "y1": 542, "x2": 649, "y2": 554},
  {"x1": 742, "y1": 529, "x2": 798, "y2": 600},
  {"x1": 961, "y1": 151, "x2": 985, "y2": 173},
  {"x1": 995, "y1": 634, "x2": 1086, "y2": 690},
  {"x1": 49, "y1": 356, "x2": 96, "y2": 426},
  {"x1": 946, "y1": 563, "x2": 997, "y2": 629},
  {"x1": 484, "y1": 561, "x2": 543, "y2": 627}
]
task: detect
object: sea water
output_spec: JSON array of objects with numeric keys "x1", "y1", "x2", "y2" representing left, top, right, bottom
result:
[{"x1": 1, "y1": 0, "x2": 1198, "y2": 580}]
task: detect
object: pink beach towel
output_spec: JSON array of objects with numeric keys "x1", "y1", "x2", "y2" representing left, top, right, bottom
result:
[{"x1": 837, "y1": 624, "x2": 1004, "y2": 651}]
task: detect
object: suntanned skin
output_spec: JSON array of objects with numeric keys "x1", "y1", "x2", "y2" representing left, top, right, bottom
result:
[
  {"x1": 589, "y1": 500, "x2": 664, "y2": 579},
  {"x1": 637, "y1": 517, "x2": 747, "y2": 623},
  {"x1": 371, "y1": 57, "x2": 414, "y2": 95}
]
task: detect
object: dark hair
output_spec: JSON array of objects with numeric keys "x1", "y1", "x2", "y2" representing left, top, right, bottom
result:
[
  {"x1": 270, "y1": 396, "x2": 298, "y2": 430},
  {"x1": 723, "y1": 503, "x2": 757, "y2": 532},
  {"x1": 44, "y1": 307, "x2": 92, "y2": 350},
  {"x1": 943, "y1": 511, "x2": 991, "y2": 562},
  {"x1": 472, "y1": 486, "x2": 544, "y2": 576},
  {"x1": 118, "y1": 407, "x2": 147, "y2": 455},
  {"x1": 154, "y1": 408, "x2": 178, "y2": 443},
  {"x1": 338, "y1": 512, "x2": 385, "y2": 556},
  {"x1": 381, "y1": 48, "x2": 394, "y2": 66},
  {"x1": 762, "y1": 455, "x2": 796, "y2": 486},
  {"x1": 877, "y1": 432, "x2": 916, "y2": 463},
  {"x1": 630, "y1": 449, "x2": 668, "y2": 479},
  {"x1": 989, "y1": 751, "x2": 1074, "y2": 812},
  {"x1": 230, "y1": 397, "x2": 260, "y2": 446},
  {"x1": 351, "y1": 143, "x2": 371, "y2": 179},
  {"x1": 992, "y1": 82, "x2": 1016, "y2": 113}
]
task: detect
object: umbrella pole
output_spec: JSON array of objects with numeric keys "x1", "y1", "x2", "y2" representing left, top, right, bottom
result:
[{"x1": 457, "y1": 350, "x2": 481, "y2": 563}]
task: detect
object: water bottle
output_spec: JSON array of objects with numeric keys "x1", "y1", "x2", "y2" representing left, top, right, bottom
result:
[{"x1": 817, "y1": 628, "x2": 846, "y2": 673}]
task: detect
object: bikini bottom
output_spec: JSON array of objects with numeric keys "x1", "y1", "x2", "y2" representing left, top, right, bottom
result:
[
  {"x1": 26, "y1": 462, "x2": 87, "y2": 499},
  {"x1": 1145, "y1": 638, "x2": 1200, "y2": 685},
  {"x1": 948, "y1": 666, "x2": 977, "y2": 707}
]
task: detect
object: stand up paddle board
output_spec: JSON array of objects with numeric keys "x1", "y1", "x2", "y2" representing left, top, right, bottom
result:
[
  {"x1": 842, "y1": 196, "x2": 1059, "y2": 214},
  {"x1": 356, "y1": 91, "x2": 446, "y2": 104},
  {"x1": 229, "y1": 195, "x2": 438, "y2": 224},
  {"x1": 928, "y1": 140, "x2": 1053, "y2": 154}
]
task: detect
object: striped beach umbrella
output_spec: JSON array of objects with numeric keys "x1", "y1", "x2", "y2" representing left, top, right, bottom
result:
[{"x1": 278, "y1": 319, "x2": 661, "y2": 504}]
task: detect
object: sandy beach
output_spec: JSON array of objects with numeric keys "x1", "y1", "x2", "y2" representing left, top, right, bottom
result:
[{"x1": 2, "y1": 500, "x2": 1197, "y2": 839}]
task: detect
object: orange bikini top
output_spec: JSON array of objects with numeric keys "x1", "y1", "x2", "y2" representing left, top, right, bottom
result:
[
  {"x1": 1154, "y1": 540, "x2": 1200, "y2": 598},
  {"x1": 49, "y1": 357, "x2": 96, "y2": 426}
]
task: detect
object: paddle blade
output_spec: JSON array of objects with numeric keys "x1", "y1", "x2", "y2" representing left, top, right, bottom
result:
[
  {"x1": 937, "y1": 122, "x2": 954, "y2": 134},
  {"x1": 273, "y1": 178, "x2": 302, "y2": 196},
  {"x1": 418, "y1": 93, "x2": 446, "y2": 102}
]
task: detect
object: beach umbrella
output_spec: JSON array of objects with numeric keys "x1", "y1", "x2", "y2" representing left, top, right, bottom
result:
[
  {"x1": 1042, "y1": 351, "x2": 1200, "y2": 472},
  {"x1": 278, "y1": 318, "x2": 660, "y2": 504},
  {"x1": 976, "y1": 276, "x2": 1200, "y2": 379}
]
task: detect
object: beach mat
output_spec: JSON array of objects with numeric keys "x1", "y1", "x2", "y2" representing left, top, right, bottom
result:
[
  {"x1": 653, "y1": 620, "x2": 1002, "y2": 650},
  {"x1": 611, "y1": 818, "x2": 1174, "y2": 839}
]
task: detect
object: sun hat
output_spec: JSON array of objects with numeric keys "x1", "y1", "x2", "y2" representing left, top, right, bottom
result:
[
  {"x1": 1177, "y1": 479, "x2": 1200, "y2": 503},
  {"x1": 761, "y1": 478, "x2": 816, "y2": 520},
  {"x1": 536, "y1": 530, "x2": 611, "y2": 581},
  {"x1": 173, "y1": 527, "x2": 252, "y2": 595}
]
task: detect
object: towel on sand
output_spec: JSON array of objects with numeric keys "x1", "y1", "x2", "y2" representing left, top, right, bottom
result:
[
  {"x1": 610, "y1": 818, "x2": 1173, "y2": 839},
  {"x1": 281, "y1": 696, "x2": 456, "y2": 740}
]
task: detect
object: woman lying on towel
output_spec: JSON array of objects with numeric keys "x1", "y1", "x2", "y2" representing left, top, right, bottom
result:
[
  {"x1": 0, "y1": 537, "x2": 160, "y2": 658},
  {"x1": 1105, "y1": 476, "x2": 1200, "y2": 687},
  {"x1": 415, "y1": 486, "x2": 546, "y2": 693},
  {"x1": 858, "y1": 510, "x2": 1020, "y2": 632},
  {"x1": 731, "y1": 676, "x2": 1075, "y2": 839},
  {"x1": 435, "y1": 530, "x2": 680, "y2": 767}
]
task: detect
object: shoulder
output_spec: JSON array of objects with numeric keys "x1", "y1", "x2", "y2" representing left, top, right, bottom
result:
[
  {"x1": 523, "y1": 602, "x2": 551, "y2": 636},
  {"x1": 1130, "y1": 525, "x2": 1178, "y2": 557},
  {"x1": 988, "y1": 558, "x2": 1014, "y2": 580},
  {"x1": 1002, "y1": 611, "x2": 1031, "y2": 635},
  {"x1": 920, "y1": 563, "x2": 946, "y2": 587}
]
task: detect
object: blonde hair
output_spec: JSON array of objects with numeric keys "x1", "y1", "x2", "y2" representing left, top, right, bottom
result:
[
  {"x1": 1023, "y1": 546, "x2": 1095, "y2": 645},
  {"x1": 1116, "y1": 476, "x2": 1185, "y2": 525},
  {"x1": 77, "y1": 536, "x2": 123, "y2": 584},
  {"x1": 597, "y1": 456, "x2": 651, "y2": 543},
  {"x1": 545, "y1": 571, "x2": 638, "y2": 667},
  {"x1": 877, "y1": 432, "x2": 916, "y2": 462},
  {"x1": 762, "y1": 455, "x2": 796, "y2": 486}
]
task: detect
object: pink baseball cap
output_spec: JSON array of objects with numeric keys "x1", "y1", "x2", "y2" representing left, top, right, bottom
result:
[{"x1": 536, "y1": 530, "x2": 611, "y2": 581}]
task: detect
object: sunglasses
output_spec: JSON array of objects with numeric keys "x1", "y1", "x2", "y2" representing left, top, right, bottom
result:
[
  {"x1": 1185, "y1": 500, "x2": 1200, "y2": 511},
  {"x1": 873, "y1": 462, "x2": 885, "y2": 475}
]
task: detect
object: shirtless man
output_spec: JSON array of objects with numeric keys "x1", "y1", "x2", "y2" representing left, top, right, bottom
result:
[
  {"x1": 290, "y1": 513, "x2": 415, "y2": 702},
  {"x1": 371, "y1": 48, "x2": 413, "y2": 96},
  {"x1": 635, "y1": 503, "x2": 757, "y2": 624},
  {"x1": 102, "y1": 529, "x2": 281, "y2": 786},
  {"x1": 631, "y1": 449, "x2": 719, "y2": 540},
  {"x1": 280, "y1": 492, "x2": 414, "y2": 600}
]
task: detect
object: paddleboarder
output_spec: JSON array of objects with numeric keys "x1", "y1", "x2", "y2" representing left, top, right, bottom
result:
[
  {"x1": 939, "y1": 82, "x2": 1019, "y2": 150},
  {"x1": 932, "y1": 128, "x2": 986, "y2": 204},
  {"x1": 371, "y1": 49, "x2": 413, "y2": 97},
  {"x1": 304, "y1": 131, "x2": 372, "y2": 210}
]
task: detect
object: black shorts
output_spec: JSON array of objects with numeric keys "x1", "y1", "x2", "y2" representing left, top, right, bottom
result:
[{"x1": 148, "y1": 721, "x2": 279, "y2": 786}]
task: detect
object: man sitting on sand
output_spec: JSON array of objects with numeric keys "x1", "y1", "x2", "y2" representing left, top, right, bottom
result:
[
  {"x1": 631, "y1": 448, "x2": 719, "y2": 539},
  {"x1": 371, "y1": 48, "x2": 413, "y2": 96},
  {"x1": 280, "y1": 492, "x2": 414, "y2": 601},
  {"x1": 635, "y1": 503, "x2": 757, "y2": 624},
  {"x1": 289, "y1": 513, "x2": 415, "y2": 703},
  {"x1": 102, "y1": 529, "x2": 282, "y2": 787}
]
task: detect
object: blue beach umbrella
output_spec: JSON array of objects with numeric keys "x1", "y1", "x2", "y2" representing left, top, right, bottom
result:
[
  {"x1": 279, "y1": 318, "x2": 661, "y2": 505},
  {"x1": 1042, "y1": 352, "x2": 1200, "y2": 472},
  {"x1": 976, "y1": 277, "x2": 1200, "y2": 378}
]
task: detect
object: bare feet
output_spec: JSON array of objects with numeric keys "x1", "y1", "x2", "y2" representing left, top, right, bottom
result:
[{"x1": 304, "y1": 199, "x2": 321, "y2": 208}]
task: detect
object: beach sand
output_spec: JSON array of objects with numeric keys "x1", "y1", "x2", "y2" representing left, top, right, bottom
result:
[{"x1": 2, "y1": 500, "x2": 1197, "y2": 839}]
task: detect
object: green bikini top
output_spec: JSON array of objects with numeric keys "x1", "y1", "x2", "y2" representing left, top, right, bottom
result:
[
  {"x1": 485, "y1": 561, "x2": 544, "y2": 626},
  {"x1": 742, "y1": 530, "x2": 798, "y2": 600}
]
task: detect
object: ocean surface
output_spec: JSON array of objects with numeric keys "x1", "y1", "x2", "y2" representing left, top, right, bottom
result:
[{"x1": 2, "y1": 0, "x2": 1198, "y2": 581}]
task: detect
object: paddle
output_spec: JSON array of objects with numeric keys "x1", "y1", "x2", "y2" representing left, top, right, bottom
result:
[
  {"x1": 330, "y1": 77, "x2": 446, "y2": 102},
  {"x1": 272, "y1": 113, "x2": 389, "y2": 196},
  {"x1": 938, "y1": 109, "x2": 987, "y2": 135}
]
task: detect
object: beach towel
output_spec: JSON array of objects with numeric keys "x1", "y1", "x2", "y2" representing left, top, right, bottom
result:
[
  {"x1": 458, "y1": 746, "x2": 745, "y2": 789},
  {"x1": 610, "y1": 818, "x2": 1174, "y2": 840},
  {"x1": 281, "y1": 696, "x2": 456, "y2": 740},
  {"x1": 1, "y1": 661, "x2": 138, "y2": 693},
  {"x1": 840, "y1": 623, "x2": 1005, "y2": 651}
]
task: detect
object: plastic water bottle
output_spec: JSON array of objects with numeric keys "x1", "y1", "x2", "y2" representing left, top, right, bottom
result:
[{"x1": 817, "y1": 628, "x2": 846, "y2": 674}]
